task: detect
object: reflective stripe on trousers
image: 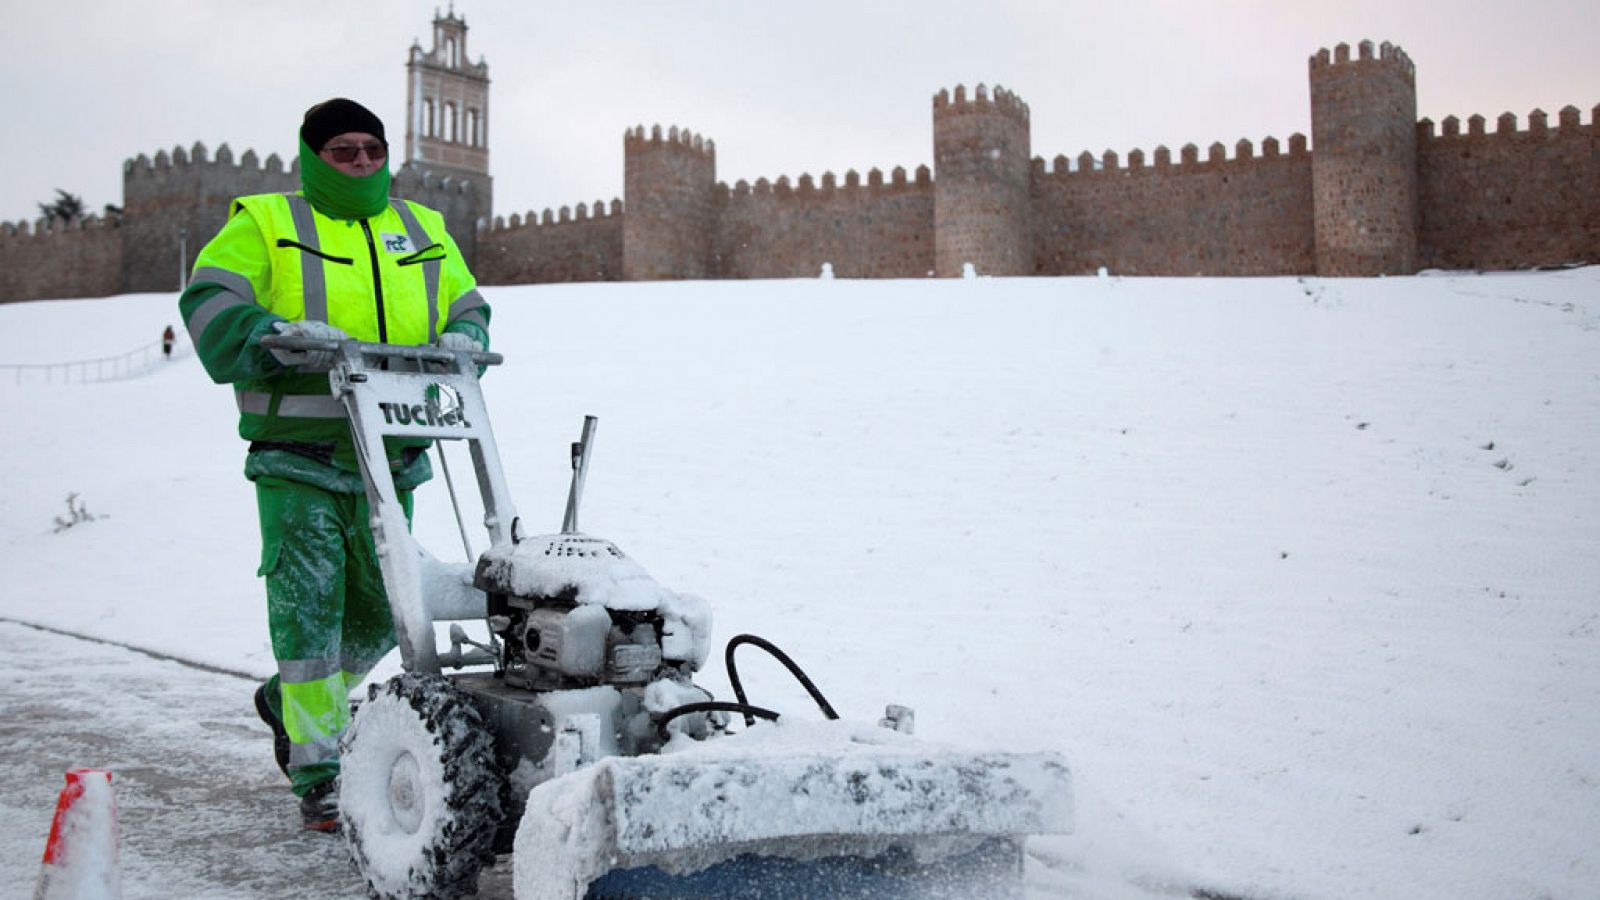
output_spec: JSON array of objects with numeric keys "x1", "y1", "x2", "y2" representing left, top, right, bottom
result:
[
  {"x1": 281, "y1": 669, "x2": 345, "y2": 769},
  {"x1": 255, "y1": 477, "x2": 410, "y2": 793}
]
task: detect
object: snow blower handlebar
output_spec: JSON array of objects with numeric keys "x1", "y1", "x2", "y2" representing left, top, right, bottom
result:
[
  {"x1": 262, "y1": 334, "x2": 519, "y2": 675},
  {"x1": 259, "y1": 334, "x2": 504, "y2": 370}
]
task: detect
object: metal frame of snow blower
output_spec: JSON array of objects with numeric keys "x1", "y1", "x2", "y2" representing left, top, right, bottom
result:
[
  {"x1": 261, "y1": 336, "x2": 511, "y2": 676},
  {"x1": 262, "y1": 336, "x2": 637, "y2": 851},
  {"x1": 259, "y1": 336, "x2": 1075, "y2": 900}
]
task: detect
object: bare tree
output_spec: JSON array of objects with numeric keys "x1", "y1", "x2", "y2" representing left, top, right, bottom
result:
[{"x1": 38, "y1": 189, "x2": 86, "y2": 224}]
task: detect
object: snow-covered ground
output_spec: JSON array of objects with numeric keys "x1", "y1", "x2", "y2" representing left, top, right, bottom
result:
[{"x1": 0, "y1": 269, "x2": 1596, "y2": 899}]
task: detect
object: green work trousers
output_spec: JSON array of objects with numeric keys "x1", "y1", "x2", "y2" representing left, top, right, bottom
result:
[{"x1": 254, "y1": 476, "x2": 412, "y2": 795}]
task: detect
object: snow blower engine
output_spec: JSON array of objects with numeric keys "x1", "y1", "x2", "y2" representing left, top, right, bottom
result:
[{"x1": 262, "y1": 335, "x2": 1074, "y2": 900}]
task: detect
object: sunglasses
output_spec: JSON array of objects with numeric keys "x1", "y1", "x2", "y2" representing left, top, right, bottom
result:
[{"x1": 323, "y1": 141, "x2": 388, "y2": 163}]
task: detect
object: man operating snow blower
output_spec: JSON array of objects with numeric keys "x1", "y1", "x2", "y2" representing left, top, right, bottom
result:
[{"x1": 176, "y1": 98, "x2": 490, "y2": 832}]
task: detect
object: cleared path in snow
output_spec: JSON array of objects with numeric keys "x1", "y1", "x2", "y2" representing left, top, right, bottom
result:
[
  {"x1": 0, "y1": 620, "x2": 1215, "y2": 900},
  {"x1": 0, "y1": 621, "x2": 518, "y2": 899}
]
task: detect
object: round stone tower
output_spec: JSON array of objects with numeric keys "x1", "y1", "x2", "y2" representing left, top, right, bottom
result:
[
  {"x1": 1309, "y1": 40, "x2": 1419, "y2": 276},
  {"x1": 933, "y1": 84, "x2": 1033, "y2": 278},
  {"x1": 623, "y1": 125, "x2": 716, "y2": 280}
]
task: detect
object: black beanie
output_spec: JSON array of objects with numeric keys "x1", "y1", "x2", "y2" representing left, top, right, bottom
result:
[{"x1": 301, "y1": 98, "x2": 387, "y2": 152}]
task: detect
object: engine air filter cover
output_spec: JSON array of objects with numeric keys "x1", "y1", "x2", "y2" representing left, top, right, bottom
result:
[{"x1": 474, "y1": 533, "x2": 663, "y2": 612}]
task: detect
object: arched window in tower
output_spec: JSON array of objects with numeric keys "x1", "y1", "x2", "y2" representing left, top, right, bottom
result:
[
  {"x1": 446, "y1": 37, "x2": 459, "y2": 69},
  {"x1": 466, "y1": 108, "x2": 480, "y2": 147},
  {"x1": 446, "y1": 101, "x2": 458, "y2": 143},
  {"x1": 423, "y1": 98, "x2": 436, "y2": 138}
]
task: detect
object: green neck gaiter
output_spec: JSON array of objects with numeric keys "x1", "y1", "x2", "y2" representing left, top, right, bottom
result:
[{"x1": 298, "y1": 138, "x2": 391, "y2": 220}]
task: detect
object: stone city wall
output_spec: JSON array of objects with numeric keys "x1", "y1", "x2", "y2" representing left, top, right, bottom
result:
[
  {"x1": 1032, "y1": 137, "x2": 1315, "y2": 277},
  {"x1": 0, "y1": 143, "x2": 487, "y2": 303},
  {"x1": 714, "y1": 167, "x2": 935, "y2": 279},
  {"x1": 1417, "y1": 106, "x2": 1600, "y2": 271},
  {"x1": 6, "y1": 38, "x2": 1598, "y2": 303},
  {"x1": 121, "y1": 143, "x2": 298, "y2": 294},
  {"x1": 475, "y1": 42, "x2": 1594, "y2": 284},
  {"x1": 477, "y1": 200, "x2": 624, "y2": 285},
  {"x1": 0, "y1": 216, "x2": 123, "y2": 303}
]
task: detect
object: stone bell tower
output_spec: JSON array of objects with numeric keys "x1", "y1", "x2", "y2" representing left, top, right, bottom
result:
[{"x1": 405, "y1": 6, "x2": 491, "y2": 182}]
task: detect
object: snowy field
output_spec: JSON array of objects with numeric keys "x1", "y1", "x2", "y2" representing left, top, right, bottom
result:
[{"x1": 0, "y1": 269, "x2": 1597, "y2": 899}]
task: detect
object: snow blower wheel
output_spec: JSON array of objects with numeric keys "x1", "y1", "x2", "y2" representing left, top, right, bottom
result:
[{"x1": 340, "y1": 673, "x2": 505, "y2": 900}]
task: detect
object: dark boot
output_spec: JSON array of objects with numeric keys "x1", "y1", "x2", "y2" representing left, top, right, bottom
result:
[
  {"x1": 253, "y1": 682, "x2": 292, "y2": 780},
  {"x1": 299, "y1": 780, "x2": 340, "y2": 833}
]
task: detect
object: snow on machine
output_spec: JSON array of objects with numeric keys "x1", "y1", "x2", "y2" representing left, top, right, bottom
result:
[{"x1": 261, "y1": 336, "x2": 1074, "y2": 899}]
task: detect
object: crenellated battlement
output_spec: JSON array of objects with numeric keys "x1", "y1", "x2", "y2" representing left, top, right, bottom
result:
[
  {"x1": 118, "y1": 140, "x2": 481, "y2": 200},
  {"x1": 0, "y1": 210, "x2": 124, "y2": 300},
  {"x1": 118, "y1": 139, "x2": 489, "y2": 195},
  {"x1": 1033, "y1": 132, "x2": 1310, "y2": 178},
  {"x1": 625, "y1": 124, "x2": 716, "y2": 159},
  {"x1": 482, "y1": 198, "x2": 624, "y2": 232},
  {"x1": 124, "y1": 142, "x2": 295, "y2": 180},
  {"x1": 933, "y1": 83, "x2": 1030, "y2": 122},
  {"x1": 0, "y1": 213, "x2": 121, "y2": 241},
  {"x1": 1310, "y1": 39, "x2": 1415, "y2": 83},
  {"x1": 718, "y1": 164, "x2": 933, "y2": 200},
  {"x1": 1419, "y1": 104, "x2": 1597, "y2": 140}
]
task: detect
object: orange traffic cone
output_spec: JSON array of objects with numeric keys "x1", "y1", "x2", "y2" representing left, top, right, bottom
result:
[{"x1": 34, "y1": 768, "x2": 122, "y2": 900}]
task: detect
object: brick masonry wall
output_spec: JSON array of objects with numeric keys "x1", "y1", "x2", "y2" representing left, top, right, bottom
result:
[
  {"x1": 0, "y1": 218, "x2": 123, "y2": 303},
  {"x1": 477, "y1": 201, "x2": 624, "y2": 284},
  {"x1": 1417, "y1": 108, "x2": 1600, "y2": 270},
  {"x1": 714, "y1": 168, "x2": 935, "y2": 279},
  {"x1": 1033, "y1": 139, "x2": 1315, "y2": 276}
]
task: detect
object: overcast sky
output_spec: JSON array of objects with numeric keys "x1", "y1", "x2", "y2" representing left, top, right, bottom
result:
[{"x1": 2, "y1": 0, "x2": 1594, "y2": 226}]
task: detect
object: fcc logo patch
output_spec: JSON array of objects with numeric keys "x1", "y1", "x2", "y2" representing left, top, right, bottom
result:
[{"x1": 382, "y1": 233, "x2": 415, "y2": 254}]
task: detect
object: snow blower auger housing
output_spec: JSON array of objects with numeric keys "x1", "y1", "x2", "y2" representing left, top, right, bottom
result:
[{"x1": 263, "y1": 335, "x2": 1074, "y2": 900}]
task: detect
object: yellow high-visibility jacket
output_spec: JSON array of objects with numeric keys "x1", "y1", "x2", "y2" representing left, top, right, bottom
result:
[{"x1": 178, "y1": 192, "x2": 490, "y2": 486}]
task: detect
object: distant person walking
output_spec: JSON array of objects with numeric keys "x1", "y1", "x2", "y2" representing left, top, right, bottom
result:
[
  {"x1": 175, "y1": 98, "x2": 491, "y2": 832},
  {"x1": 162, "y1": 325, "x2": 175, "y2": 358}
]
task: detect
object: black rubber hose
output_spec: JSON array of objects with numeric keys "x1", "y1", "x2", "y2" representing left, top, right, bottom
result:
[
  {"x1": 656, "y1": 701, "x2": 781, "y2": 741},
  {"x1": 725, "y1": 633, "x2": 841, "y2": 727}
]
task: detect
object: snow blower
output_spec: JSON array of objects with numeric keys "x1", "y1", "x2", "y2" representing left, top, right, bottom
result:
[{"x1": 261, "y1": 336, "x2": 1073, "y2": 900}]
